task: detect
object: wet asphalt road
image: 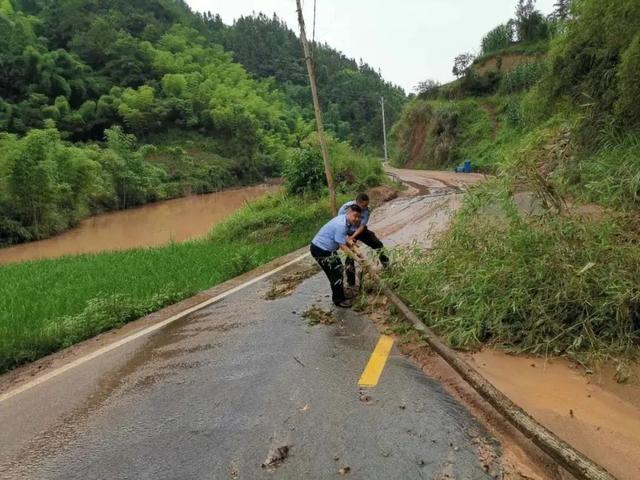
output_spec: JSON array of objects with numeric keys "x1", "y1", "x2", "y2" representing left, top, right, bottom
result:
[
  {"x1": 1, "y1": 171, "x2": 497, "y2": 479},
  {"x1": 1, "y1": 262, "x2": 497, "y2": 479}
]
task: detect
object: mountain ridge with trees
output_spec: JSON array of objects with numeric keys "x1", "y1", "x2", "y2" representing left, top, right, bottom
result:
[{"x1": 0, "y1": 0, "x2": 402, "y2": 245}]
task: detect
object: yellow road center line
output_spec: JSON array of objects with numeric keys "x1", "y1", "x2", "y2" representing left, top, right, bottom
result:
[{"x1": 358, "y1": 335, "x2": 394, "y2": 388}]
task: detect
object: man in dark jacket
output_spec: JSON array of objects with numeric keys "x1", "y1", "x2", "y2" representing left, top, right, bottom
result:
[{"x1": 338, "y1": 193, "x2": 389, "y2": 289}]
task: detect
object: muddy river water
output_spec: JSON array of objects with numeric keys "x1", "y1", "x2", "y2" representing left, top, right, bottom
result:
[{"x1": 0, "y1": 184, "x2": 279, "y2": 265}]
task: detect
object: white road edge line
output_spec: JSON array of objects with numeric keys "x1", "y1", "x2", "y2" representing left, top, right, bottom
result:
[{"x1": 0, "y1": 252, "x2": 311, "y2": 404}]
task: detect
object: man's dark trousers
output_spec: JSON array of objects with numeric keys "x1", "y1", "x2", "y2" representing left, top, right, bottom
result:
[
  {"x1": 345, "y1": 228, "x2": 389, "y2": 286},
  {"x1": 310, "y1": 243, "x2": 346, "y2": 304}
]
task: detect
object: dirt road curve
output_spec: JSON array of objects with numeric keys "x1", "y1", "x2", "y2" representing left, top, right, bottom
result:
[
  {"x1": 386, "y1": 165, "x2": 486, "y2": 196},
  {"x1": 1, "y1": 168, "x2": 500, "y2": 480}
]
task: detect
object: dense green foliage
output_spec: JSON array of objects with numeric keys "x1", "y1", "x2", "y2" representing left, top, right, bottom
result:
[
  {"x1": 544, "y1": 0, "x2": 640, "y2": 136},
  {"x1": 0, "y1": 1, "x2": 404, "y2": 148},
  {"x1": 0, "y1": 1, "x2": 298, "y2": 150},
  {"x1": 0, "y1": 192, "x2": 346, "y2": 373},
  {"x1": 283, "y1": 133, "x2": 385, "y2": 195},
  {"x1": 388, "y1": 0, "x2": 640, "y2": 363},
  {"x1": 0, "y1": 0, "x2": 401, "y2": 245},
  {"x1": 481, "y1": 23, "x2": 515, "y2": 55},
  {"x1": 479, "y1": 0, "x2": 555, "y2": 57},
  {"x1": 211, "y1": 13, "x2": 406, "y2": 148},
  {"x1": 283, "y1": 148, "x2": 327, "y2": 196}
]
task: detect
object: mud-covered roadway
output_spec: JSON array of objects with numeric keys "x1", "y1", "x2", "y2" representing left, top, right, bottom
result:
[{"x1": 1, "y1": 168, "x2": 497, "y2": 480}]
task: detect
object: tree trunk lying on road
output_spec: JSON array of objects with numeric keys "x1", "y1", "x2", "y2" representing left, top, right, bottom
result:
[{"x1": 351, "y1": 248, "x2": 616, "y2": 480}]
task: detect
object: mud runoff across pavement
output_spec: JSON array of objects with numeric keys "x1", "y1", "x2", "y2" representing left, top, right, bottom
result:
[
  {"x1": 0, "y1": 168, "x2": 499, "y2": 480},
  {"x1": 0, "y1": 258, "x2": 500, "y2": 479},
  {"x1": 4, "y1": 167, "x2": 633, "y2": 479}
]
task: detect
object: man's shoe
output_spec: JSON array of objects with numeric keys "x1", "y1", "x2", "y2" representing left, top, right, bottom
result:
[
  {"x1": 334, "y1": 299, "x2": 352, "y2": 308},
  {"x1": 345, "y1": 286, "x2": 359, "y2": 299}
]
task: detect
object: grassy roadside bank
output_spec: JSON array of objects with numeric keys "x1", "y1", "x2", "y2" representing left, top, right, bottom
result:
[
  {"x1": 0, "y1": 192, "x2": 346, "y2": 374},
  {"x1": 384, "y1": 0, "x2": 640, "y2": 371},
  {"x1": 383, "y1": 182, "x2": 640, "y2": 368},
  {"x1": 387, "y1": 100, "x2": 640, "y2": 368}
]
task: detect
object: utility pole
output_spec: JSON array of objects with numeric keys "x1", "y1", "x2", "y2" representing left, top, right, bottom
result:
[
  {"x1": 380, "y1": 96, "x2": 389, "y2": 163},
  {"x1": 295, "y1": 0, "x2": 337, "y2": 215}
]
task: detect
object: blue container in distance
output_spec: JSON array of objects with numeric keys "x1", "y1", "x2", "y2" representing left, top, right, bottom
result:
[{"x1": 463, "y1": 160, "x2": 472, "y2": 173}]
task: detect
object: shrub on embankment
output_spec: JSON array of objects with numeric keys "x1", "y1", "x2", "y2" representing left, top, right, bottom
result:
[{"x1": 284, "y1": 133, "x2": 385, "y2": 195}]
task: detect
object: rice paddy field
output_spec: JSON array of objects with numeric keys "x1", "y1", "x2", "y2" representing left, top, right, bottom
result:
[{"x1": 0, "y1": 193, "x2": 341, "y2": 373}]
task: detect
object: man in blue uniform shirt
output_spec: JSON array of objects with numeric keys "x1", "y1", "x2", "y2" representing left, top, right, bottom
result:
[
  {"x1": 338, "y1": 193, "x2": 389, "y2": 290},
  {"x1": 310, "y1": 204, "x2": 362, "y2": 308}
]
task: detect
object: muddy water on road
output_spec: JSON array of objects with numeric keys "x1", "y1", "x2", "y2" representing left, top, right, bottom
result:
[
  {"x1": 374, "y1": 169, "x2": 640, "y2": 479},
  {"x1": 0, "y1": 184, "x2": 279, "y2": 264},
  {"x1": 468, "y1": 350, "x2": 640, "y2": 480}
]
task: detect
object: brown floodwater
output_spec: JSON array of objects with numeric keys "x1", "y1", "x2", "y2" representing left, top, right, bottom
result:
[
  {"x1": 0, "y1": 184, "x2": 279, "y2": 265},
  {"x1": 468, "y1": 350, "x2": 640, "y2": 480}
]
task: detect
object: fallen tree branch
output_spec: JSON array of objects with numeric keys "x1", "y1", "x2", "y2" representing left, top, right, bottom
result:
[{"x1": 350, "y1": 247, "x2": 615, "y2": 480}]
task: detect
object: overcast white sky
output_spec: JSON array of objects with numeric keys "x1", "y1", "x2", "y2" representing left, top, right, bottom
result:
[{"x1": 185, "y1": 0, "x2": 556, "y2": 93}]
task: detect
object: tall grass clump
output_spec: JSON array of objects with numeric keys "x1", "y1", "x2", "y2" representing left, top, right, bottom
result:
[
  {"x1": 385, "y1": 180, "x2": 640, "y2": 363},
  {"x1": 560, "y1": 134, "x2": 640, "y2": 210}
]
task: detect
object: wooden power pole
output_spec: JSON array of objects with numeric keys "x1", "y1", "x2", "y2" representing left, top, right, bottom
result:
[
  {"x1": 295, "y1": 0, "x2": 337, "y2": 215},
  {"x1": 380, "y1": 96, "x2": 389, "y2": 163}
]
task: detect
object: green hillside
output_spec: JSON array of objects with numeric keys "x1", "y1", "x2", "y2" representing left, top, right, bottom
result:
[
  {"x1": 388, "y1": 0, "x2": 640, "y2": 369},
  {"x1": 0, "y1": 0, "x2": 403, "y2": 245}
]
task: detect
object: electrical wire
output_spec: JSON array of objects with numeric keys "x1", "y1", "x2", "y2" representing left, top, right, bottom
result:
[{"x1": 312, "y1": 0, "x2": 317, "y2": 45}]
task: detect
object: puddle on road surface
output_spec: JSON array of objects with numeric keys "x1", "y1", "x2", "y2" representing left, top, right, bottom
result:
[
  {"x1": 468, "y1": 349, "x2": 640, "y2": 480},
  {"x1": 0, "y1": 183, "x2": 279, "y2": 264}
]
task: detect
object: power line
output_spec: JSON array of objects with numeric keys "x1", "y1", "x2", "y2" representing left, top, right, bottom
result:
[{"x1": 312, "y1": 0, "x2": 317, "y2": 45}]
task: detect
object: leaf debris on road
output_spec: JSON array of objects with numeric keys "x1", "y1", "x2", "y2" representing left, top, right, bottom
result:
[
  {"x1": 261, "y1": 445, "x2": 290, "y2": 469},
  {"x1": 302, "y1": 305, "x2": 336, "y2": 326}
]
